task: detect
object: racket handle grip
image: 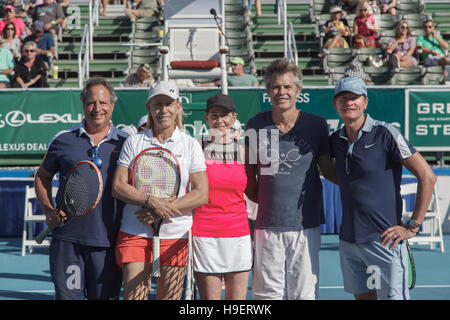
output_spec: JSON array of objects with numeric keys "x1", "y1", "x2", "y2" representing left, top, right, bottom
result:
[
  {"x1": 35, "y1": 226, "x2": 52, "y2": 244},
  {"x1": 152, "y1": 236, "x2": 161, "y2": 277}
]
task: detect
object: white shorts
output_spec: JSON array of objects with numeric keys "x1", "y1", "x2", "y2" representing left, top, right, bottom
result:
[
  {"x1": 193, "y1": 235, "x2": 253, "y2": 273},
  {"x1": 252, "y1": 227, "x2": 321, "y2": 300}
]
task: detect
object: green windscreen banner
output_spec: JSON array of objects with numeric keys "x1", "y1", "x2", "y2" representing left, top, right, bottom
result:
[
  {"x1": 0, "y1": 86, "x2": 436, "y2": 165},
  {"x1": 407, "y1": 90, "x2": 450, "y2": 151},
  {"x1": 261, "y1": 88, "x2": 405, "y2": 134}
]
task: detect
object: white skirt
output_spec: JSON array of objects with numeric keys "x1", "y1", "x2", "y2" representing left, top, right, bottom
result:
[{"x1": 193, "y1": 235, "x2": 253, "y2": 273}]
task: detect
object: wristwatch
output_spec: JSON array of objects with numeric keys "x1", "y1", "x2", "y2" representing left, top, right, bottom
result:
[{"x1": 405, "y1": 218, "x2": 421, "y2": 232}]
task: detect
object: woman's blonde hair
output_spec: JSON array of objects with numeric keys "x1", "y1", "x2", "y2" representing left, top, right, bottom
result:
[
  {"x1": 357, "y1": 1, "x2": 373, "y2": 16},
  {"x1": 137, "y1": 64, "x2": 154, "y2": 80},
  {"x1": 23, "y1": 41, "x2": 37, "y2": 51},
  {"x1": 144, "y1": 99, "x2": 183, "y2": 130}
]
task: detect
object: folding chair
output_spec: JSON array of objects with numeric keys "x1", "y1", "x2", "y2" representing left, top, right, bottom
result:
[
  {"x1": 401, "y1": 179, "x2": 445, "y2": 253},
  {"x1": 21, "y1": 185, "x2": 58, "y2": 255}
]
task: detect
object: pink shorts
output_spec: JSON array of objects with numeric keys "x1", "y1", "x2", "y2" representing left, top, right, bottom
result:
[{"x1": 115, "y1": 231, "x2": 188, "y2": 269}]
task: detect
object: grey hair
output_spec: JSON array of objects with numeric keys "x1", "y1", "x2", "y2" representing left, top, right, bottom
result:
[
  {"x1": 23, "y1": 41, "x2": 37, "y2": 51},
  {"x1": 80, "y1": 77, "x2": 117, "y2": 106},
  {"x1": 264, "y1": 58, "x2": 303, "y2": 91}
]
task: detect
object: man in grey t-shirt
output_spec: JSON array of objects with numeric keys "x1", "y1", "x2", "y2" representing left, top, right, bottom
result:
[{"x1": 244, "y1": 58, "x2": 337, "y2": 300}]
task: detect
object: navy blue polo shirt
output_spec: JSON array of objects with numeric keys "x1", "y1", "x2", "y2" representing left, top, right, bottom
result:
[
  {"x1": 42, "y1": 121, "x2": 128, "y2": 247},
  {"x1": 245, "y1": 110, "x2": 330, "y2": 230},
  {"x1": 330, "y1": 114, "x2": 416, "y2": 244}
]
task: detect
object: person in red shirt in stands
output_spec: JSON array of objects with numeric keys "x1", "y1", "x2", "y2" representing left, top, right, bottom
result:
[{"x1": 0, "y1": 5, "x2": 27, "y2": 40}]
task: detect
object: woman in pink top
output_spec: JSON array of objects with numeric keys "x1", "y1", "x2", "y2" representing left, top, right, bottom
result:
[
  {"x1": 353, "y1": 1, "x2": 379, "y2": 48},
  {"x1": 192, "y1": 93, "x2": 252, "y2": 300}
]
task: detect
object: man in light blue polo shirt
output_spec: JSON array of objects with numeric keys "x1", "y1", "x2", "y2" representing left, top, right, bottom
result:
[{"x1": 329, "y1": 77, "x2": 437, "y2": 300}]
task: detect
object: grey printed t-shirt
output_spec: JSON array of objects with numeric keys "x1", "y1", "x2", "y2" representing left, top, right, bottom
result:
[{"x1": 245, "y1": 110, "x2": 330, "y2": 230}]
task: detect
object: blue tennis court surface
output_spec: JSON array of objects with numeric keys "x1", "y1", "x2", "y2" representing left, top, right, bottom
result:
[{"x1": 1, "y1": 235, "x2": 449, "y2": 300}]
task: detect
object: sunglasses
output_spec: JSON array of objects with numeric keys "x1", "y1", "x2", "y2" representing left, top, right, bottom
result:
[
  {"x1": 25, "y1": 49, "x2": 35, "y2": 53},
  {"x1": 400, "y1": 26, "x2": 409, "y2": 29},
  {"x1": 424, "y1": 25, "x2": 434, "y2": 29},
  {"x1": 345, "y1": 149, "x2": 351, "y2": 175},
  {"x1": 360, "y1": 8, "x2": 367, "y2": 12},
  {"x1": 90, "y1": 146, "x2": 102, "y2": 168},
  {"x1": 6, "y1": 27, "x2": 14, "y2": 30}
]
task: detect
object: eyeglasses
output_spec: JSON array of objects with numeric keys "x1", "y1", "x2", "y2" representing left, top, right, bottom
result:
[
  {"x1": 90, "y1": 146, "x2": 102, "y2": 168},
  {"x1": 25, "y1": 49, "x2": 35, "y2": 53}
]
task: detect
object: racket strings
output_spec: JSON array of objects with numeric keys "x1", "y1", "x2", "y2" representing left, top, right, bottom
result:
[
  {"x1": 134, "y1": 152, "x2": 180, "y2": 197},
  {"x1": 64, "y1": 163, "x2": 101, "y2": 216}
]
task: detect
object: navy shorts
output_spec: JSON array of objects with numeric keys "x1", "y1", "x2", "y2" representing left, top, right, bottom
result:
[{"x1": 49, "y1": 238, "x2": 122, "y2": 300}]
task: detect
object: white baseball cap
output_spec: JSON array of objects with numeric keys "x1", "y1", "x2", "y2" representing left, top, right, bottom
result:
[{"x1": 147, "y1": 80, "x2": 179, "y2": 102}]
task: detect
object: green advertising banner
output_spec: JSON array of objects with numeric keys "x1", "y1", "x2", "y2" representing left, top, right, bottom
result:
[
  {"x1": 407, "y1": 90, "x2": 450, "y2": 151},
  {"x1": 261, "y1": 88, "x2": 405, "y2": 134},
  {"x1": 0, "y1": 89, "x2": 260, "y2": 164},
  {"x1": 2, "y1": 86, "x2": 446, "y2": 165}
]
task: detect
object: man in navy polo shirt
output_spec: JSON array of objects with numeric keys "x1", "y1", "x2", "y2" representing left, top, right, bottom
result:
[
  {"x1": 34, "y1": 77, "x2": 128, "y2": 299},
  {"x1": 330, "y1": 77, "x2": 437, "y2": 300},
  {"x1": 245, "y1": 58, "x2": 337, "y2": 300}
]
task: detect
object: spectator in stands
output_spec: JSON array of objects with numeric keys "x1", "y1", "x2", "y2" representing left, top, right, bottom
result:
[
  {"x1": 13, "y1": 40, "x2": 48, "y2": 87},
  {"x1": 248, "y1": 0, "x2": 261, "y2": 17},
  {"x1": 344, "y1": 60, "x2": 364, "y2": 79},
  {"x1": 123, "y1": 63, "x2": 154, "y2": 87},
  {"x1": 337, "y1": 0, "x2": 359, "y2": 16},
  {"x1": 27, "y1": 0, "x2": 65, "y2": 37},
  {"x1": 124, "y1": 0, "x2": 162, "y2": 20},
  {"x1": 200, "y1": 57, "x2": 259, "y2": 87},
  {"x1": 0, "y1": 5, "x2": 26, "y2": 38},
  {"x1": 322, "y1": 6, "x2": 351, "y2": 50},
  {"x1": 7, "y1": 0, "x2": 28, "y2": 17},
  {"x1": 387, "y1": 20, "x2": 418, "y2": 69},
  {"x1": 416, "y1": 19, "x2": 449, "y2": 67},
  {"x1": 23, "y1": 20, "x2": 55, "y2": 66},
  {"x1": 2, "y1": 21, "x2": 20, "y2": 60},
  {"x1": 371, "y1": 0, "x2": 396, "y2": 15},
  {"x1": 330, "y1": 76, "x2": 437, "y2": 300},
  {"x1": 353, "y1": 1, "x2": 379, "y2": 48},
  {"x1": 0, "y1": 35, "x2": 15, "y2": 87}
]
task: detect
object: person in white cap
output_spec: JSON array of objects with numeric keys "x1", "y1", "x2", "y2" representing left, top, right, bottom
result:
[
  {"x1": 112, "y1": 80, "x2": 209, "y2": 300},
  {"x1": 321, "y1": 5, "x2": 351, "y2": 50}
]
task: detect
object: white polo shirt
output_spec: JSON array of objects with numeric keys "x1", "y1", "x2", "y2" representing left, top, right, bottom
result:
[{"x1": 117, "y1": 127, "x2": 206, "y2": 239}]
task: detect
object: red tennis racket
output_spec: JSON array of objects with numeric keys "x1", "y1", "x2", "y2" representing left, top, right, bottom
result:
[
  {"x1": 35, "y1": 160, "x2": 103, "y2": 244},
  {"x1": 131, "y1": 147, "x2": 181, "y2": 277}
]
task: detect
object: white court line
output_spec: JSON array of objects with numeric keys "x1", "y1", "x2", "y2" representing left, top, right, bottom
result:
[{"x1": 320, "y1": 285, "x2": 450, "y2": 289}]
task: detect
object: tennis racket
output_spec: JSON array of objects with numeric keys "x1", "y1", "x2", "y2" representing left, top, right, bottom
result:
[
  {"x1": 35, "y1": 161, "x2": 103, "y2": 244},
  {"x1": 131, "y1": 147, "x2": 181, "y2": 277},
  {"x1": 406, "y1": 239, "x2": 416, "y2": 290}
]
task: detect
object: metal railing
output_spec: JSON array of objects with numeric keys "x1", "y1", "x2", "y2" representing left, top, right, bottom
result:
[
  {"x1": 78, "y1": 24, "x2": 90, "y2": 88},
  {"x1": 277, "y1": 0, "x2": 298, "y2": 65},
  {"x1": 287, "y1": 22, "x2": 298, "y2": 66}
]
